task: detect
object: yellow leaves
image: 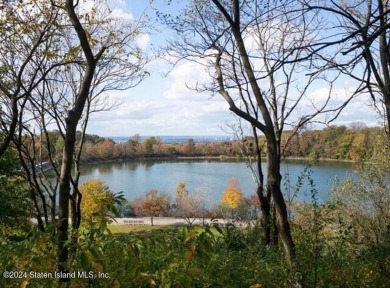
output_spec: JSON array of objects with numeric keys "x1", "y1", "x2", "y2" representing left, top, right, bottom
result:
[
  {"x1": 85, "y1": 30, "x2": 97, "y2": 47},
  {"x1": 42, "y1": 50, "x2": 56, "y2": 59},
  {"x1": 64, "y1": 45, "x2": 81, "y2": 62},
  {"x1": 185, "y1": 241, "x2": 197, "y2": 261},
  {"x1": 176, "y1": 181, "x2": 188, "y2": 200},
  {"x1": 21, "y1": 280, "x2": 30, "y2": 288},
  {"x1": 222, "y1": 179, "x2": 243, "y2": 209},
  {"x1": 79, "y1": 179, "x2": 115, "y2": 227}
]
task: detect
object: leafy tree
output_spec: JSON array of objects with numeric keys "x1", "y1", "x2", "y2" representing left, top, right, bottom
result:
[
  {"x1": 133, "y1": 189, "x2": 170, "y2": 226},
  {"x1": 143, "y1": 136, "x2": 158, "y2": 155},
  {"x1": 2, "y1": 0, "x2": 148, "y2": 280},
  {"x1": 79, "y1": 179, "x2": 120, "y2": 228},
  {"x1": 0, "y1": 0, "x2": 59, "y2": 157},
  {"x1": 1, "y1": 0, "x2": 148, "y2": 277},
  {"x1": 175, "y1": 181, "x2": 204, "y2": 225},
  {"x1": 222, "y1": 179, "x2": 243, "y2": 219},
  {"x1": 331, "y1": 138, "x2": 390, "y2": 246},
  {"x1": 328, "y1": 138, "x2": 390, "y2": 283},
  {"x1": 176, "y1": 181, "x2": 189, "y2": 200},
  {"x1": 128, "y1": 133, "x2": 142, "y2": 155},
  {"x1": 184, "y1": 138, "x2": 196, "y2": 156},
  {"x1": 97, "y1": 140, "x2": 115, "y2": 160},
  {"x1": 0, "y1": 149, "x2": 30, "y2": 235}
]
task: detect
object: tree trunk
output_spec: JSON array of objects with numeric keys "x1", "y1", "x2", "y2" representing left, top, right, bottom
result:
[
  {"x1": 267, "y1": 143, "x2": 296, "y2": 264},
  {"x1": 57, "y1": 114, "x2": 78, "y2": 282},
  {"x1": 386, "y1": 100, "x2": 390, "y2": 139},
  {"x1": 56, "y1": 1, "x2": 102, "y2": 282},
  {"x1": 211, "y1": 0, "x2": 296, "y2": 265},
  {"x1": 0, "y1": 97, "x2": 18, "y2": 157},
  {"x1": 256, "y1": 185, "x2": 271, "y2": 245},
  {"x1": 270, "y1": 201, "x2": 278, "y2": 246}
]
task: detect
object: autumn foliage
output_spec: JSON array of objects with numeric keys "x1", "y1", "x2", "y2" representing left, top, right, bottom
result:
[
  {"x1": 175, "y1": 181, "x2": 205, "y2": 225},
  {"x1": 79, "y1": 179, "x2": 115, "y2": 227},
  {"x1": 132, "y1": 189, "x2": 169, "y2": 225},
  {"x1": 32, "y1": 126, "x2": 386, "y2": 165},
  {"x1": 176, "y1": 181, "x2": 189, "y2": 200},
  {"x1": 222, "y1": 179, "x2": 243, "y2": 209}
]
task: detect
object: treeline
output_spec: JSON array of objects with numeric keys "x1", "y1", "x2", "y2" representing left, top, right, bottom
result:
[
  {"x1": 36, "y1": 125, "x2": 385, "y2": 163},
  {"x1": 282, "y1": 125, "x2": 385, "y2": 161},
  {"x1": 117, "y1": 180, "x2": 260, "y2": 225},
  {"x1": 79, "y1": 134, "x2": 240, "y2": 161}
]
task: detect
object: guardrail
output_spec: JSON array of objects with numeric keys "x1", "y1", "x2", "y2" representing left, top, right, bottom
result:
[{"x1": 123, "y1": 219, "x2": 145, "y2": 225}]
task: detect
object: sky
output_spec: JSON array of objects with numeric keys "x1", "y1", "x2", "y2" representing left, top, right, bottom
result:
[{"x1": 85, "y1": 0, "x2": 381, "y2": 137}]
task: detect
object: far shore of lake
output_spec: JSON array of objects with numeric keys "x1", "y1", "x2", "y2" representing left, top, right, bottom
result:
[{"x1": 78, "y1": 155, "x2": 356, "y2": 167}]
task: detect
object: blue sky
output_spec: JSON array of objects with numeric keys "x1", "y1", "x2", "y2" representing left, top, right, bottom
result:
[{"x1": 86, "y1": 0, "x2": 381, "y2": 137}]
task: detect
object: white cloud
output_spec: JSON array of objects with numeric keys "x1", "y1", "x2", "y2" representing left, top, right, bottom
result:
[
  {"x1": 87, "y1": 60, "x2": 232, "y2": 136},
  {"x1": 136, "y1": 33, "x2": 150, "y2": 50},
  {"x1": 297, "y1": 81, "x2": 380, "y2": 128},
  {"x1": 111, "y1": 9, "x2": 134, "y2": 21},
  {"x1": 87, "y1": 54, "x2": 381, "y2": 136},
  {"x1": 78, "y1": 0, "x2": 135, "y2": 22},
  {"x1": 84, "y1": 2, "x2": 382, "y2": 137},
  {"x1": 164, "y1": 61, "x2": 211, "y2": 100},
  {"x1": 108, "y1": 0, "x2": 127, "y2": 11}
]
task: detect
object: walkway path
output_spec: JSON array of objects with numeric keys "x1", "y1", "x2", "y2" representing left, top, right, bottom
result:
[{"x1": 111, "y1": 217, "x2": 250, "y2": 227}]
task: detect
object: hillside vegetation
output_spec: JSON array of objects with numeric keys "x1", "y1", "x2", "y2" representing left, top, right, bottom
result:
[{"x1": 36, "y1": 125, "x2": 385, "y2": 163}]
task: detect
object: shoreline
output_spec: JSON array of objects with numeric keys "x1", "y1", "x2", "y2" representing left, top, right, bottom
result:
[{"x1": 78, "y1": 155, "x2": 355, "y2": 167}]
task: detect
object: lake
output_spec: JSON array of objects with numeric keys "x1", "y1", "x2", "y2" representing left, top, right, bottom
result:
[{"x1": 77, "y1": 159, "x2": 355, "y2": 206}]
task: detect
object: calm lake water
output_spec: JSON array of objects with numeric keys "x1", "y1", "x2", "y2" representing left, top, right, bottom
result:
[{"x1": 77, "y1": 159, "x2": 355, "y2": 206}]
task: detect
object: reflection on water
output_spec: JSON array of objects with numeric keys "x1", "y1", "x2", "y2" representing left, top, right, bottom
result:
[
  {"x1": 81, "y1": 160, "x2": 159, "y2": 174},
  {"x1": 75, "y1": 158, "x2": 354, "y2": 206}
]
